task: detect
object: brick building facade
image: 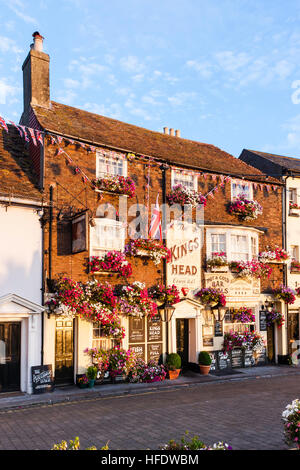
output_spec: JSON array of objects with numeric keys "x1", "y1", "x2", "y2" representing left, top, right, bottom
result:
[{"x1": 0, "y1": 32, "x2": 289, "y2": 390}]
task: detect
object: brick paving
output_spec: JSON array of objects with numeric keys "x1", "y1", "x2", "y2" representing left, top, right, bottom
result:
[{"x1": 0, "y1": 374, "x2": 298, "y2": 450}]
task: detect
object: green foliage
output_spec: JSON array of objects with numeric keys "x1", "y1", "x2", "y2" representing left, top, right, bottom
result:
[
  {"x1": 198, "y1": 351, "x2": 212, "y2": 366},
  {"x1": 52, "y1": 436, "x2": 109, "y2": 450},
  {"x1": 86, "y1": 366, "x2": 98, "y2": 380},
  {"x1": 166, "y1": 353, "x2": 181, "y2": 370}
]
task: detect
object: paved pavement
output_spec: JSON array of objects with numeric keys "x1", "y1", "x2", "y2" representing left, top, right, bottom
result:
[{"x1": 0, "y1": 365, "x2": 299, "y2": 450}]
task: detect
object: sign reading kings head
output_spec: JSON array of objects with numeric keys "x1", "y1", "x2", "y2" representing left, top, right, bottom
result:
[{"x1": 166, "y1": 221, "x2": 202, "y2": 291}]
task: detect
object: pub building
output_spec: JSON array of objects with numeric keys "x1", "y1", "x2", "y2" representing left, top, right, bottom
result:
[{"x1": 0, "y1": 32, "x2": 289, "y2": 393}]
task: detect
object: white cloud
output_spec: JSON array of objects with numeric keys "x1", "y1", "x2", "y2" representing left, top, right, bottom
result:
[
  {"x1": 0, "y1": 78, "x2": 20, "y2": 105},
  {"x1": 167, "y1": 92, "x2": 197, "y2": 107},
  {"x1": 120, "y1": 55, "x2": 145, "y2": 73},
  {"x1": 0, "y1": 36, "x2": 23, "y2": 55},
  {"x1": 8, "y1": 0, "x2": 37, "y2": 24}
]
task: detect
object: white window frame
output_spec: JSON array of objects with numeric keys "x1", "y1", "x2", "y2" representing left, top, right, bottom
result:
[
  {"x1": 289, "y1": 188, "x2": 297, "y2": 204},
  {"x1": 92, "y1": 322, "x2": 117, "y2": 351},
  {"x1": 96, "y1": 151, "x2": 127, "y2": 179},
  {"x1": 231, "y1": 181, "x2": 253, "y2": 201},
  {"x1": 171, "y1": 169, "x2": 198, "y2": 191},
  {"x1": 89, "y1": 218, "x2": 125, "y2": 257},
  {"x1": 291, "y1": 245, "x2": 299, "y2": 262},
  {"x1": 206, "y1": 227, "x2": 259, "y2": 263}
]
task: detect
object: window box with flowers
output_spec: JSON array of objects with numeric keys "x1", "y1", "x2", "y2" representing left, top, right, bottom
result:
[
  {"x1": 93, "y1": 175, "x2": 136, "y2": 198},
  {"x1": 228, "y1": 195, "x2": 263, "y2": 221},
  {"x1": 291, "y1": 261, "x2": 300, "y2": 273},
  {"x1": 223, "y1": 330, "x2": 265, "y2": 353},
  {"x1": 229, "y1": 260, "x2": 272, "y2": 279},
  {"x1": 124, "y1": 239, "x2": 170, "y2": 266},
  {"x1": 273, "y1": 285, "x2": 296, "y2": 304},
  {"x1": 148, "y1": 284, "x2": 181, "y2": 307},
  {"x1": 206, "y1": 252, "x2": 229, "y2": 272},
  {"x1": 195, "y1": 288, "x2": 226, "y2": 307},
  {"x1": 88, "y1": 251, "x2": 132, "y2": 278},
  {"x1": 289, "y1": 202, "x2": 300, "y2": 216},
  {"x1": 166, "y1": 184, "x2": 207, "y2": 208},
  {"x1": 258, "y1": 246, "x2": 290, "y2": 264}
]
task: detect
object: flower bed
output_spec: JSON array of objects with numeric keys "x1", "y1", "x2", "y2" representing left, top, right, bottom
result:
[
  {"x1": 124, "y1": 239, "x2": 170, "y2": 265},
  {"x1": 93, "y1": 175, "x2": 136, "y2": 198},
  {"x1": 88, "y1": 251, "x2": 132, "y2": 278},
  {"x1": 259, "y1": 246, "x2": 290, "y2": 263},
  {"x1": 266, "y1": 310, "x2": 285, "y2": 328},
  {"x1": 195, "y1": 287, "x2": 226, "y2": 307},
  {"x1": 282, "y1": 399, "x2": 300, "y2": 449},
  {"x1": 228, "y1": 195, "x2": 262, "y2": 220},
  {"x1": 114, "y1": 282, "x2": 158, "y2": 318},
  {"x1": 166, "y1": 184, "x2": 206, "y2": 207},
  {"x1": 108, "y1": 346, "x2": 137, "y2": 377},
  {"x1": 232, "y1": 307, "x2": 255, "y2": 323},
  {"x1": 273, "y1": 285, "x2": 296, "y2": 304},
  {"x1": 148, "y1": 284, "x2": 181, "y2": 306},
  {"x1": 229, "y1": 260, "x2": 272, "y2": 279}
]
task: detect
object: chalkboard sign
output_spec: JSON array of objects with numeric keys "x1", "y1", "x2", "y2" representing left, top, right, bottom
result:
[
  {"x1": 254, "y1": 347, "x2": 267, "y2": 366},
  {"x1": 31, "y1": 365, "x2": 54, "y2": 394},
  {"x1": 217, "y1": 351, "x2": 231, "y2": 371},
  {"x1": 209, "y1": 352, "x2": 218, "y2": 372},
  {"x1": 231, "y1": 349, "x2": 243, "y2": 368},
  {"x1": 259, "y1": 310, "x2": 267, "y2": 332},
  {"x1": 243, "y1": 349, "x2": 255, "y2": 368},
  {"x1": 214, "y1": 320, "x2": 223, "y2": 337},
  {"x1": 147, "y1": 315, "x2": 162, "y2": 342},
  {"x1": 147, "y1": 343, "x2": 163, "y2": 364},
  {"x1": 129, "y1": 317, "x2": 145, "y2": 343}
]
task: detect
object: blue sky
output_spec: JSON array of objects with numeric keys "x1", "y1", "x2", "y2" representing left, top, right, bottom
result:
[{"x1": 1, "y1": 0, "x2": 300, "y2": 159}]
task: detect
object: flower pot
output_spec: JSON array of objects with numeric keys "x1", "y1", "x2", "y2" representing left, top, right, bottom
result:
[
  {"x1": 78, "y1": 383, "x2": 88, "y2": 389},
  {"x1": 199, "y1": 364, "x2": 211, "y2": 375},
  {"x1": 88, "y1": 379, "x2": 95, "y2": 388},
  {"x1": 168, "y1": 369, "x2": 181, "y2": 380}
]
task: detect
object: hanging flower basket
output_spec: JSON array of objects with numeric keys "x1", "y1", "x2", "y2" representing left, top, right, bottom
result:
[
  {"x1": 232, "y1": 307, "x2": 255, "y2": 323},
  {"x1": 228, "y1": 195, "x2": 262, "y2": 220},
  {"x1": 124, "y1": 239, "x2": 170, "y2": 266},
  {"x1": 114, "y1": 282, "x2": 158, "y2": 318},
  {"x1": 88, "y1": 251, "x2": 132, "y2": 278},
  {"x1": 166, "y1": 184, "x2": 206, "y2": 208},
  {"x1": 93, "y1": 175, "x2": 136, "y2": 198},
  {"x1": 273, "y1": 285, "x2": 296, "y2": 304},
  {"x1": 195, "y1": 288, "x2": 226, "y2": 307},
  {"x1": 148, "y1": 284, "x2": 181, "y2": 307},
  {"x1": 266, "y1": 310, "x2": 285, "y2": 328}
]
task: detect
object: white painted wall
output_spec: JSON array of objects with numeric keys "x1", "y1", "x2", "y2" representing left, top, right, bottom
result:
[{"x1": 0, "y1": 205, "x2": 42, "y2": 303}]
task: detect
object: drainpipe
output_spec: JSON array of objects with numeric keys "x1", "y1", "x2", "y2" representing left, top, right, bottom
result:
[
  {"x1": 161, "y1": 165, "x2": 169, "y2": 357},
  {"x1": 49, "y1": 185, "x2": 53, "y2": 282}
]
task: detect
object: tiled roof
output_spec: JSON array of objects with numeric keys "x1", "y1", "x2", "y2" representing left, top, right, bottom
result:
[
  {"x1": 243, "y1": 149, "x2": 300, "y2": 172},
  {"x1": 0, "y1": 126, "x2": 43, "y2": 202},
  {"x1": 32, "y1": 101, "x2": 277, "y2": 183}
]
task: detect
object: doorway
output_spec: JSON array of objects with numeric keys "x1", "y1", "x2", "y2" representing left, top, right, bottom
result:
[
  {"x1": 0, "y1": 322, "x2": 21, "y2": 392},
  {"x1": 288, "y1": 311, "x2": 300, "y2": 357},
  {"x1": 266, "y1": 324, "x2": 275, "y2": 363},
  {"x1": 176, "y1": 319, "x2": 189, "y2": 368},
  {"x1": 55, "y1": 319, "x2": 74, "y2": 385}
]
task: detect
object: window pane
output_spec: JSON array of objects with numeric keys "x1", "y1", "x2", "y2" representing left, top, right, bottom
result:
[
  {"x1": 97, "y1": 154, "x2": 125, "y2": 178},
  {"x1": 230, "y1": 235, "x2": 248, "y2": 261},
  {"x1": 210, "y1": 234, "x2": 226, "y2": 254},
  {"x1": 289, "y1": 189, "x2": 297, "y2": 203},
  {"x1": 172, "y1": 171, "x2": 196, "y2": 190},
  {"x1": 232, "y1": 182, "x2": 251, "y2": 199}
]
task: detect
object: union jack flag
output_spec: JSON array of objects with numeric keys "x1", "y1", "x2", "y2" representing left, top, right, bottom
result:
[{"x1": 149, "y1": 194, "x2": 162, "y2": 241}]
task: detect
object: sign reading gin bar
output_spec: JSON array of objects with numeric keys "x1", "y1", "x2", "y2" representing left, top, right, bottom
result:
[{"x1": 167, "y1": 222, "x2": 202, "y2": 290}]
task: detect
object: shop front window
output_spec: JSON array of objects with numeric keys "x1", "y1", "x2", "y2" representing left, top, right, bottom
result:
[{"x1": 92, "y1": 323, "x2": 116, "y2": 351}]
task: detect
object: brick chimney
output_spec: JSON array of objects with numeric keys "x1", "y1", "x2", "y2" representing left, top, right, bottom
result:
[{"x1": 21, "y1": 32, "x2": 50, "y2": 124}]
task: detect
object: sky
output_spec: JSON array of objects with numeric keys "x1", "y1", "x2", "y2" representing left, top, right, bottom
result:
[{"x1": 1, "y1": 0, "x2": 300, "y2": 159}]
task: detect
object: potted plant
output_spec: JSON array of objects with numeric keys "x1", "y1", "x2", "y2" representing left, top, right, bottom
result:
[
  {"x1": 77, "y1": 374, "x2": 89, "y2": 389},
  {"x1": 166, "y1": 353, "x2": 182, "y2": 380},
  {"x1": 195, "y1": 288, "x2": 226, "y2": 308},
  {"x1": 198, "y1": 351, "x2": 212, "y2": 375},
  {"x1": 86, "y1": 366, "x2": 98, "y2": 388}
]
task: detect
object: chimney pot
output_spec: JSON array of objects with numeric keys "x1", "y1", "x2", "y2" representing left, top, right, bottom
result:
[
  {"x1": 163, "y1": 127, "x2": 169, "y2": 135},
  {"x1": 32, "y1": 31, "x2": 44, "y2": 52},
  {"x1": 169, "y1": 128, "x2": 175, "y2": 136},
  {"x1": 175, "y1": 129, "x2": 181, "y2": 138}
]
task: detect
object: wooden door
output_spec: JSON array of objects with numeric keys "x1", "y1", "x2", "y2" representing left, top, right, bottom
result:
[
  {"x1": 0, "y1": 322, "x2": 21, "y2": 392},
  {"x1": 55, "y1": 320, "x2": 74, "y2": 385}
]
